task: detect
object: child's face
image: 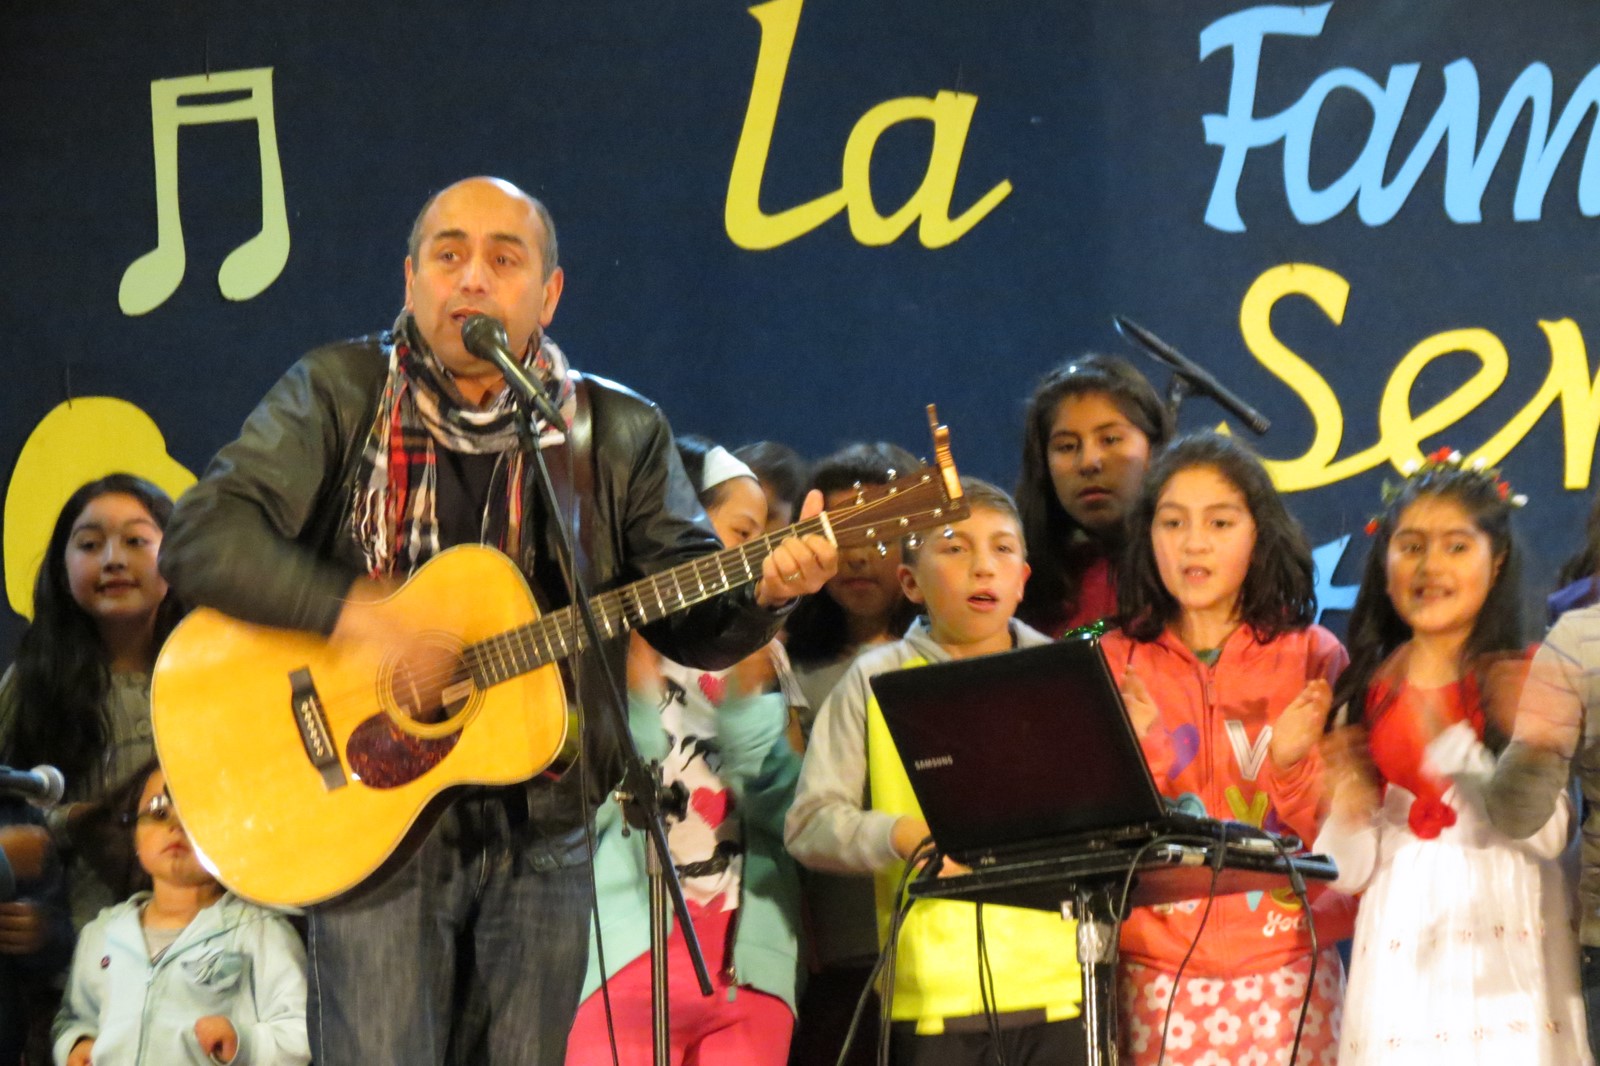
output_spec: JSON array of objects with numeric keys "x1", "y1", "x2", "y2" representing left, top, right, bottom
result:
[
  {"x1": 1151, "y1": 465, "x2": 1257, "y2": 626},
  {"x1": 64, "y1": 492, "x2": 169, "y2": 628},
  {"x1": 899, "y1": 506, "x2": 1029, "y2": 658},
  {"x1": 134, "y1": 770, "x2": 215, "y2": 890},
  {"x1": 823, "y1": 487, "x2": 906, "y2": 633},
  {"x1": 1046, "y1": 391, "x2": 1152, "y2": 537},
  {"x1": 1385, "y1": 494, "x2": 1500, "y2": 643},
  {"x1": 706, "y1": 477, "x2": 768, "y2": 549}
]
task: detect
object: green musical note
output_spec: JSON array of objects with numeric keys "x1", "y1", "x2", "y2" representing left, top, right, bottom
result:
[{"x1": 119, "y1": 67, "x2": 290, "y2": 316}]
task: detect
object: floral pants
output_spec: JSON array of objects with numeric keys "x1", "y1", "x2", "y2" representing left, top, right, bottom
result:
[{"x1": 1116, "y1": 948, "x2": 1344, "y2": 1066}]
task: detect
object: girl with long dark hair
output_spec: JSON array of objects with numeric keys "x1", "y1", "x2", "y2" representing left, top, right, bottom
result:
[
  {"x1": 1315, "y1": 453, "x2": 1590, "y2": 1064},
  {"x1": 1102, "y1": 433, "x2": 1350, "y2": 1064},
  {"x1": 1, "y1": 473, "x2": 184, "y2": 927},
  {"x1": 1015, "y1": 353, "x2": 1171, "y2": 636}
]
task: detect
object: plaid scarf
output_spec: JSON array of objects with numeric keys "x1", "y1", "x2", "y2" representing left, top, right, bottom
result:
[{"x1": 350, "y1": 312, "x2": 575, "y2": 577}]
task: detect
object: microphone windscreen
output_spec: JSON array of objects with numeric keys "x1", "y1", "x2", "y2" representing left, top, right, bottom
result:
[{"x1": 460, "y1": 313, "x2": 508, "y2": 357}]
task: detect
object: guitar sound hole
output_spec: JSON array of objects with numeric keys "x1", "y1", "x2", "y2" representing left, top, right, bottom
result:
[{"x1": 383, "y1": 638, "x2": 472, "y2": 729}]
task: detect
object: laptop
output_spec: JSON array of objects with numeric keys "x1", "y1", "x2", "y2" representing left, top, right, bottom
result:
[
  {"x1": 870, "y1": 632, "x2": 1334, "y2": 912},
  {"x1": 870, "y1": 632, "x2": 1178, "y2": 868}
]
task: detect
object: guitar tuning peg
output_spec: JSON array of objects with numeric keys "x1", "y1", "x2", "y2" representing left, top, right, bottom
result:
[
  {"x1": 886, "y1": 467, "x2": 898, "y2": 480},
  {"x1": 876, "y1": 542, "x2": 888, "y2": 557},
  {"x1": 905, "y1": 533, "x2": 922, "y2": 551}
]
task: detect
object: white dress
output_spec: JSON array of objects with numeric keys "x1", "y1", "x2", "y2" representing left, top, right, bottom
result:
[{"x1": 1315, "y1": 721, "x2": 1592, "y2": 1064}]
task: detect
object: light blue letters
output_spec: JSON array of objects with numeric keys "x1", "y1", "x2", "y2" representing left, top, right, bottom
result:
[{"x1": 1201, "y1": 4, "x2": 1600, "y2": 231}]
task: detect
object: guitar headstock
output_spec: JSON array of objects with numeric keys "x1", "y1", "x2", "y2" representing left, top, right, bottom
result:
[{"x1": 823, "y1": 405, "x2": 969, "y2": 553}]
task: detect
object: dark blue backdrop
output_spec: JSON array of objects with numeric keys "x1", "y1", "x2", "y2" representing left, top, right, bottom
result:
[{"x1": 6, "y1": 0, "x2": 1600, "y2": 648}]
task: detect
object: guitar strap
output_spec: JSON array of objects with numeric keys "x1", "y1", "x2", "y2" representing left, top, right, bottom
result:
[
  {"x1": 516, "y1": 373, "x2": 594, "y2": 825},
  {"x1": 542, "y1": 369, "x2": 595, "y2": 587}
]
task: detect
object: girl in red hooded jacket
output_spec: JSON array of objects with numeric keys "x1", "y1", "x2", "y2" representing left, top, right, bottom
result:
[{"x1": 1101, "y1": 433, "x2": 1350, "y2": 1066}]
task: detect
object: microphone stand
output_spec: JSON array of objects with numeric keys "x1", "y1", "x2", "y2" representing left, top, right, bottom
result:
[
  {"x1": 1112, "y1": 315, "x2": 1272, "y2": 435},
  {"x1": 502, "y1": 375, "x2": 712, "y2": 1066}
]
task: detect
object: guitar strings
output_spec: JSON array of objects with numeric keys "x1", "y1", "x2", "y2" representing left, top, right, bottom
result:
[
  {"x1": 360, "y1": 482, "x2": 954, "y2": 697},
  {"x1": 249, "y1": 483, "x2": 958, "y2": 744},
  {"x1": 323, "y1": 517, "x2": 823, "y2": 707},
  {"x1": 468, "y1": 485, "x2": 932, "y2": 684}
]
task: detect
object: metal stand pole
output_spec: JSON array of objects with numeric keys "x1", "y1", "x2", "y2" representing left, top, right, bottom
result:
[
  {"x1": 512, "y1": 394, "x2": 711, "y2": 1066},
  {"x1": 1070, "y1": 882, "x2": 1121, "y2": 1066},
  {"x1": 647, "y1": 839, "x2": 671, "y2": 1066}
]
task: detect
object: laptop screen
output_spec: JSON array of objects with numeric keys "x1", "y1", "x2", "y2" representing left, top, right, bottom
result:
[{"x1": 870, "y1": 634, "x2": 1167, "y2": 865}]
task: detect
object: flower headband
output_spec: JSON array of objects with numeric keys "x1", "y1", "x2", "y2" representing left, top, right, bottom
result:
[{"x1": 1362, "y1": 446, "x2": 1527, "y2": 536}]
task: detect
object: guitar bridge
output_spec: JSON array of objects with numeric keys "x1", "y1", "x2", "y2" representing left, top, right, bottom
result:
[{"x1": 289, "y1": 667, "x2": 347, "y2": 791}]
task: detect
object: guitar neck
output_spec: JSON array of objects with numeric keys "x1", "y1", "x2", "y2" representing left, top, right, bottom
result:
[{"x1": 467, "y1": 515, "x2": 829, "y2": 687}]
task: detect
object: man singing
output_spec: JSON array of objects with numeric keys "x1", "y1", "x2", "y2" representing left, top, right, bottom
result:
[{"x1": 160, "y1": 176, "x2": 837, "y2": 1064}]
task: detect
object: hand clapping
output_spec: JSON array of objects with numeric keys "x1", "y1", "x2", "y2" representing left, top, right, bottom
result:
[{"x1": 1269, "y1": 679, "x2": 1333, "y2": 770}]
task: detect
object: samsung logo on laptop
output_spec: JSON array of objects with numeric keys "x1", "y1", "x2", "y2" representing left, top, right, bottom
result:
[{"x1": 913, "y1": 754, "x2": 954, "y2": 771}]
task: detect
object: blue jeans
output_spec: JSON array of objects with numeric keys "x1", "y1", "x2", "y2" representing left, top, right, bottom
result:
[{"x1": 307, "y1": 791, "x2": 592, "y2": 1066}]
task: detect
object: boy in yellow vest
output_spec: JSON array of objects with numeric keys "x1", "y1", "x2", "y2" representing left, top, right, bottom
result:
[{"x1": 785, "y1": 479, "x2": 1085, "y2": 1065}]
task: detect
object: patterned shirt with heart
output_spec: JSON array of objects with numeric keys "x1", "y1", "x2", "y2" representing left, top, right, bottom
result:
[{"x1": 653, "y1": 660, "x2": 745, "y2": 912}]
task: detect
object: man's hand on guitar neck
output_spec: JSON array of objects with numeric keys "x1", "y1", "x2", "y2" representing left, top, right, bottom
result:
[{"x1": 753, "y1": 490, "x2": 839, "y2": 609}]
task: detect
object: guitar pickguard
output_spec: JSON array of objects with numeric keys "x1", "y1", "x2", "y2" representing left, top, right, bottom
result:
[{"x1": 346, "y1": 715, "x2": 460, "y2": 789}]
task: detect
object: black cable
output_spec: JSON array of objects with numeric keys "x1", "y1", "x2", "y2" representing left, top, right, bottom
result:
[
  {"x1": 832, "y1": 894, "x2": 890, "y2": 1053},
  {"x1": 1108, "y1": 823, "x2": 1322, "y2": 1065},
  {"x1": 834, "y1": 837, "x2": 937, "y2": 1066},
  {"x1": 1154, "y1": 821, "x2": 1226, "y2": 1066},
  {"x1": 1113, "y1": 832, "x2": 1213, "y2": 938},
  {"x1": 974, "y1": 902, "x2": 1007, "y2": 1065},
  {"x1": 1109, "y1": 830, "x2": 1207, "y2": 1059},
  {"x1": 1264, "y1": 830, "x2": 1319, "y2": 1066},
  {"x1": 878, "y1": 842, "x2": 935, "y2": 1066}
]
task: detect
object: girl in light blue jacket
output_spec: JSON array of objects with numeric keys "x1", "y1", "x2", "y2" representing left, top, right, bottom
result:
[{"x1": 52, "y1": 762, "x2": 309, "y2": 1066}]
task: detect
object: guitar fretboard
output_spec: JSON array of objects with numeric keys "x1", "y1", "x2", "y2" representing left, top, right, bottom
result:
[{"x1": 462, "y1": 515, "x2": 828, "y2": 687}]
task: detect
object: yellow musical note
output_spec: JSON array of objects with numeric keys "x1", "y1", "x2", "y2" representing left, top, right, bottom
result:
[
  {"x1": 119, "y1": 67, "x2": 290, "y2": 316},
  {"x1": 4, "y1": 399, "x2": 195, "y2": 619}
]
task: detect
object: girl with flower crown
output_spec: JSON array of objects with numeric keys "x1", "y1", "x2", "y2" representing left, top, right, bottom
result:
[{"x1": 1315, "y1": 449, "x2": 1590, "y2": 1064}]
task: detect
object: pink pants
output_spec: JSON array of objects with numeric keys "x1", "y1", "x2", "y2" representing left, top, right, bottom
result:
[{"x1": 565, "y1": 908, "x2": 794, "y2": 1066}]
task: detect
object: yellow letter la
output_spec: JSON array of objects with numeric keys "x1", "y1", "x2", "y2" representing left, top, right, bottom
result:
[
  {"x1": 842, "y1": 93, "x2": 1012, "y2": 247},
  {"x1": 725, "y1": 0, "x2": 1011, "y2": 251}
]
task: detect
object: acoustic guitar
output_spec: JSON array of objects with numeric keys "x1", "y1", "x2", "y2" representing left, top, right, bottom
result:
[{"x1": 152, "y1": 412, "x2": 966, "y2": 907}]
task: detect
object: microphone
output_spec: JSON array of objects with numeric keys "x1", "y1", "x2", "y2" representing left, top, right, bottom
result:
[
  {"x1": 1113, "y1": 315, "x2": 1271, "y2": 435},
  {"x1": 459, "y1": 314, "x2": 568, "y2": 429},
  {"x1": 0, "y1": 765, "x2": 65, "y2": 809}
]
